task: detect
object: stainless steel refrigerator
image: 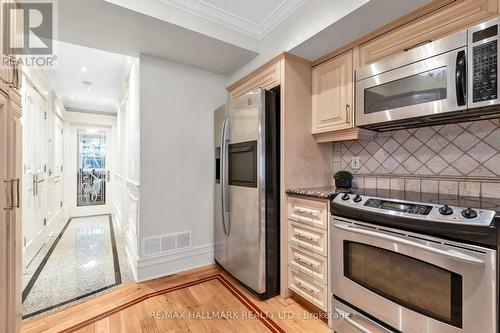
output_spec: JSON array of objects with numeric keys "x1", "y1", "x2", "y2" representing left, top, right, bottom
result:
[{"x1": 214, "y1": 88, "x2": 280, "y2": 299}]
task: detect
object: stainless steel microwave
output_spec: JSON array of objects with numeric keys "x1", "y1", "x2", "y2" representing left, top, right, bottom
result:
[{"x1": 356, "y1": 18, "x2": 500, "y2": 131}]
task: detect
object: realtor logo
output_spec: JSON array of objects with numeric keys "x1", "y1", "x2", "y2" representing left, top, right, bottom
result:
[{"x1": 2, "y1": 0, "x2": 57, "y2": 67}]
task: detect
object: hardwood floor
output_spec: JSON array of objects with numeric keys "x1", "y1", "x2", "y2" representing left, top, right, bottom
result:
[{"x1": 22, "y1": 265, "x2": 331, "y2": 333}]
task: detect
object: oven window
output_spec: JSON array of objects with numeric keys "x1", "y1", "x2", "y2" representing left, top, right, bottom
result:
[
  {"x1": 344, "y1": 241, "x2": 462, "y2": 328},
  {"x1": 364, "y1": 67, "x2": 447, "y2": 114},
  {"x1": 228, "y1": 141, "x2": 257, "y2": 188}
]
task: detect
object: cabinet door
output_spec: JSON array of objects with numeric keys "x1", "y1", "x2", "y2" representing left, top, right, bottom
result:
[
  {"x1": 312, "y1": 50, "x2": 353, "y2": 134},
  {"x1": 6, "y1": 97, "x2": 22, "y2": 333},
  {"x1": 0, "y1": 90, "x2": 22, "y2": 333},
  {"x1": 358, "y1": 0, "x2": 498, "y2": 66},
  {"x1": 0, "y1": 92, "x2": 8, "y2": 333}
]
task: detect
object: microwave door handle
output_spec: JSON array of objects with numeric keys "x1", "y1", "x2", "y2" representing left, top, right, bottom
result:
[
  {"x1": 334, "y1": 223, "x2": 484, "y2": 265},
  {"x1": 455, "y1": 50, "x2": 467, "y2": 106},
  {"x1": 220, "y1": 118, "x2": 227, "y2": 235},
  {"x1": 334, "y1": 308, "x2": 374, "y2": 333}
]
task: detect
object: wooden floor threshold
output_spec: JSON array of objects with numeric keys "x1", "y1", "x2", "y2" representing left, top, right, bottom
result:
[{"x1": 22, "y1": 264, "x2": 331, "y2": 333}]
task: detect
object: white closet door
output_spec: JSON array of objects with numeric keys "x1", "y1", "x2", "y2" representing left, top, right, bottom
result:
[
  {"x1": 22, "y1": 82, "x2": 47, "y2": 269},
  {"x1": 52, "y1": 116, "x2": 64, "y2": 227}
]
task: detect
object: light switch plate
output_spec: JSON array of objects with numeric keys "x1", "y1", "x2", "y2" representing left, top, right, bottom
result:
[{"x1": 352, "y1": 156, "x2": 360, "y2": 170}]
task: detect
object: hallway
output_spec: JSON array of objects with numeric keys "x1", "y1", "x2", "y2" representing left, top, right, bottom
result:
[{"x1": 21, "y1": 215, "x2": 134, "y2": 319}]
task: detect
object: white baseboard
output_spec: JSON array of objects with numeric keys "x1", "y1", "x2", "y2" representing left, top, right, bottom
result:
[
  {"x1": 114, "y1": 210, "x2": 122, "y2": 232},
  {"x1": 136, "y1": 244, "x2": 214, "y2": 282},
  {"x1": 125, "y1": 242, "x2": 139, "y2": 281}
]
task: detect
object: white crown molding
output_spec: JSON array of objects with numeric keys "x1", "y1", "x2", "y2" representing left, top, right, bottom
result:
[{"x1": 156, "y1": 0, "x2": 306, "y2": 39}]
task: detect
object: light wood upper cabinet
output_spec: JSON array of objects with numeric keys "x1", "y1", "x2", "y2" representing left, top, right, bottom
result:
[
  {"x1": 358, "y1": 0, "x2": 499, "y2": 66},
  {"x1": 228, "y1": 60, "x2": 281, "y2": 99},
  {"x1": 312, "y1": 50, "x2": 353, "y2": 134}
]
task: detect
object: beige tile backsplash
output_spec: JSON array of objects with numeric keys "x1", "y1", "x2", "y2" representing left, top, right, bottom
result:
[{"x1": 333, "y1": 120, "x2": 500, "y2": 198}]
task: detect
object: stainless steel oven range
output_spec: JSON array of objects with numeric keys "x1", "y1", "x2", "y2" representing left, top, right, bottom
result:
[{"x1": 329, "y1": 192, "x2": 498, "y2": 333}]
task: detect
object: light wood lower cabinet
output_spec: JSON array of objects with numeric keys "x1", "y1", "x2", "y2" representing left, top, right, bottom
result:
[
  {"x1": 288, "y1": 244, "x2": 328, "y2": 285},
  {"x1": 289, "y1": 220, "x2": 328, "y2": 256},
  {"x1": 288, "y1": 196, "x2": 328, "y2": 230},
  {"x1": 288, "y1": 266, "x2": 328, "y2": 310},
  {"x1": 287, "y1": 195, "x2": 330, "y2": 312}
]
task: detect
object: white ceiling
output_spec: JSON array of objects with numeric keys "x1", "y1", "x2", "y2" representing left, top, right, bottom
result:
[
  {"x1": 289, "y1": 0, "x2": 433, "y2": 61},
  {"x1": 55, "y1": 0, "x2": 258, "y2": 76},
  {"x1": 49, "y1": 0, "x2": 435, "y2": 78},
  {"x1": 44, "y1": 41, "x2": 131, "y2": 113},
  {"x1": 155, "y1": 0, "x2": 307, "y2": 38}
]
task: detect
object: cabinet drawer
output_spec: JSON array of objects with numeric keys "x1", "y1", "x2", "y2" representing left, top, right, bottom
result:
[
  {"x1": 287, "y1": 196, "x2": 328, "y2": 229},
  {"x1": 288, "y1": 266, "x2": 328, "y2": 311},
  {"x1": 288, "y1": 221, "x2": 327, "y2": 256},
  {"x1": 288, "y1": 244, "x2": 327, "y2": 285}
]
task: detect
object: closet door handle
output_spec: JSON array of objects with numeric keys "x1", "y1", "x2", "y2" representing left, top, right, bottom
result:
[
  {"x1": 4, "y1": 178, "x2": 19, "y2": 210},
  {"x1": 4, "y1": 179, "x2": 14, "y2": 210},
  {"x1": 14, "y1": 178, "x2": 20, "y2": 208}
]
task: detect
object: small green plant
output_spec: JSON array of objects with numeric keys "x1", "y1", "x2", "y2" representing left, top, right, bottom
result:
[{"x1": 334, "y1": 171, "x2": 353, "y2": 181}]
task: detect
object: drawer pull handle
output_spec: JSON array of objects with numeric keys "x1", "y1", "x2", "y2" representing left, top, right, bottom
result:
[
  {"x1": 296, "y1": 257, "x2": 315, "y2": 267},
  {"x1": 295, "y1": 253, "x2": 320, "y2": 268},
  {"x1": 295, "y1": 207, "x2": 320, "y2": 217},
  {"x1": 294, "y1": 231, "x2": 319, "y2": 241},
  {"x1": 296, "y1": 282, "x2": 315, "y2": 294}
]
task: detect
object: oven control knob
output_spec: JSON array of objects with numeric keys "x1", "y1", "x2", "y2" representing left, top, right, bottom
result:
[
  {"x1": 353, "y1": 194, "x2": 362, "y2": 203},
  {"x1": 438, "y1": 205, "x2": 453, "y2": 216},
  {"x1": 341, "y1": 193, "x2": 350, "y2": 201},
  {"x1": 461, "y1": 208, "x2": 478, "y2": 219}
]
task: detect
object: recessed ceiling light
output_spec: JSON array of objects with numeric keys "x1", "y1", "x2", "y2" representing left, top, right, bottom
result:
[
  {"x1": 80, "y1": 66, "x2": 88, "y2": 72},
  {"x1": 69, "y1": 95, "x2": 75, "y2": 98},
  {"x1": 102, "y1": 98, "x2": 107, "y2": 103},
  {"x1": 82, "y1": 80, "x2": 93, "y2": 92}
]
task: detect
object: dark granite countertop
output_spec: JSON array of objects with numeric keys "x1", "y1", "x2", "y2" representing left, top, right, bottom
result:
[
  {"x1": 286, "y1": 187, "x2": 500, "y2": 215},
  {"x1": 285, "y1": 186, "x2": 347, "y2": 200}
]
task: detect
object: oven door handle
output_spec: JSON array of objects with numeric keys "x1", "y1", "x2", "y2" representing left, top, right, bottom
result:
[
  {"x1": 334, "y1": 307, "x2": 374, "y2": 333},
  {"x1": 334, "y1": 223, "x2": 484, "y2": 265}
]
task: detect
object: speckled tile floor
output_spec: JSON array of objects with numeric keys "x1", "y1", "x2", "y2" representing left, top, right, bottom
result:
[{"x1": 22, "y1": 214, "x2": 134, "y2": 320}]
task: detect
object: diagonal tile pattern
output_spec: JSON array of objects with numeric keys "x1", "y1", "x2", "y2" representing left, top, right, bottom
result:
[{"x1": 335, "y1": 120, "x2": 500, "y2": 178}]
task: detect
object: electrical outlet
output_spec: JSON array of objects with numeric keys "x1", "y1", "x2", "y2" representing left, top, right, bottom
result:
[{"x1": 352, "y1": 156, "x2": 361, "y2": 170}]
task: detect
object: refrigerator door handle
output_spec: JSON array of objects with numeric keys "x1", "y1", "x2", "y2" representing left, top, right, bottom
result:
[
  {"x1": 220, "y1": 118, "x2": 228, "y2": 235},
  {"x1": 222, "y1": 117, "x2": 230, "y2": 235}
]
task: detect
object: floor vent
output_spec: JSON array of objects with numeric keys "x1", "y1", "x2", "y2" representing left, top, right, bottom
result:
[
  {"x1": 176, "y1": 231, "x2": 191, "y2": 250},
  {"x1": 143, "y1": 231, "x2": 192, "y2": 257},
  {"x1": 144, "y1": 238, "x2": 161, "y2": 256},
  {"x1": 161, "y1": 234, "x2": 176, "y2": 252}
]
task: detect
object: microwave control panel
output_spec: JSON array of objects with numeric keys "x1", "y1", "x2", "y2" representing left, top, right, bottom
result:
[{"x1": 472, "y1": 40, "x2": 498, "y2": 103}]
